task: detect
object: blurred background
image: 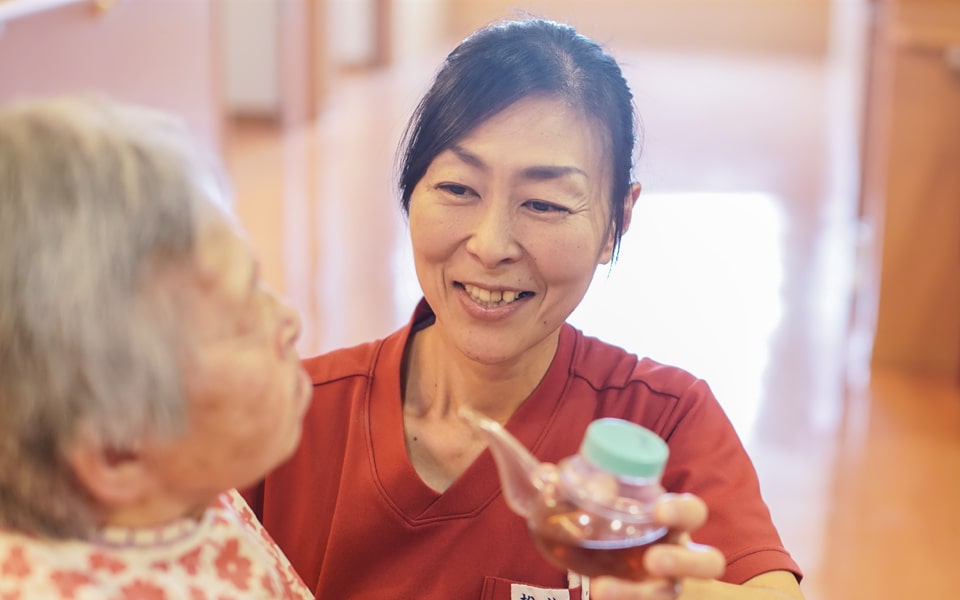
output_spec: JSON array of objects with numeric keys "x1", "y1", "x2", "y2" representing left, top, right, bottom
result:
[{"x1": 1, "y1": 0, "x2": 958, "y2": 598}]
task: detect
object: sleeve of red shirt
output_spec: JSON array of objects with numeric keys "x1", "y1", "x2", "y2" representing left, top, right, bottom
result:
[{"x1": 659, "y1": 378, "x2": 802, "y2": 584}]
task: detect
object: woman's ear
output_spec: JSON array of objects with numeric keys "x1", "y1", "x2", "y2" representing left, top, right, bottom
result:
[
  {"x1": 66, "y1": 425, "x2": 152, "y2": 510},
  {"x1": 599, "y1": 183, "x2": 642, "y2": 264},
  {"x1": 622, "y1": 182, "x2": 641, "y2": 236}
]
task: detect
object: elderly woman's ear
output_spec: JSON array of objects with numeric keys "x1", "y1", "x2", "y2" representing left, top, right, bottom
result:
[{"x1": 66, "y1": 425, "x2": 153, "y2": 510}]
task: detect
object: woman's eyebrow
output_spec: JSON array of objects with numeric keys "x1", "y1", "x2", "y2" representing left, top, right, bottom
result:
[{"x1": 518, "y1": 165, "x2": 587, "y2": 181}]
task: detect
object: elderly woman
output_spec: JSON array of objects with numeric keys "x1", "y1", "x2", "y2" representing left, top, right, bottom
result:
[
  {"x1": 0, "y1": 97, "x2": 313, "y2": 598},
  {"x1": 247, "y1": 17, "x2": 804, "y2": 600}
]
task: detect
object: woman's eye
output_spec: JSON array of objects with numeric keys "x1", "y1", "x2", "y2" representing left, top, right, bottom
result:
[
  {"x1": 526, "y1": 200, "x2": 568, "y2": 214},
  {"x1": 438, "y1": 183, "x2": 474, "y2": 197}
]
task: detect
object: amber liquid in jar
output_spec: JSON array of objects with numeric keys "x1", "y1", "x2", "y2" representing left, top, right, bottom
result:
[{"x1": 529, "y1": 509, "x2": 669, "y2": 581}]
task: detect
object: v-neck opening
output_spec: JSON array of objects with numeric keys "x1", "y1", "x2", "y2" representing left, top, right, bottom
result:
[{"x1": 367, "y1": 301, "x2": 577, "y2": 524}]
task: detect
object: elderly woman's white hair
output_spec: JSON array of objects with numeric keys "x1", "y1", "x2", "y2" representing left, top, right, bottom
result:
[{"x1": 0, "y1": 97, "x2": 229, "y2": 537}]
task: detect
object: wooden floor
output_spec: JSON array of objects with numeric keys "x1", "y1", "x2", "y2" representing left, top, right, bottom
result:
[{"x1": 221, "y1": 17, "x2": 960, "y2": 600}]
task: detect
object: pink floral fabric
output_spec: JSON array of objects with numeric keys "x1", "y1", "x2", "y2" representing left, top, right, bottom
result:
[{"x1": 0, "y1": 491, "x2": 312, "y2": 599}]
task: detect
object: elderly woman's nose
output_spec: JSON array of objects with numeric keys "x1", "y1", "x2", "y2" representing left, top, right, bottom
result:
[
  {"x1": 273, "y1": 295, "x2": 302, "y2": 352},
  {"x1": 465, "y1": 203, "x2": 522, "y2": 267}
]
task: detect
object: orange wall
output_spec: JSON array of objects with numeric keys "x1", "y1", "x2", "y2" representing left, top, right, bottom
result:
[
  {"x1": 442, "y1": 0, "x2": 831, "y2": 58},
  {"x1": 0, "y1": 0, "x2": 222, "y2": 148}
]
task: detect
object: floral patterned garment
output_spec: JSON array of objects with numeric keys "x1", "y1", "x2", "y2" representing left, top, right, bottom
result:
[{"x1": 0, "y1": 490, "x2": 313, "y2": 600}]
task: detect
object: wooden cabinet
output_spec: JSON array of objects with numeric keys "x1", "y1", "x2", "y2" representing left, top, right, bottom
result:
[{"x1": 858, "y1": 0, "x2": 960, "y2": 378}]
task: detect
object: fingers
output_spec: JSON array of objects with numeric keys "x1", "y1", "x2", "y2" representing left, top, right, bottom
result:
[
  {"x1": 591, "y1": 540, "x2": 724, "y2": 599},
  {"x1": 654, "y1": 492, "x2": 708, "y2": 531},
  {"x1": 648, "y1": 492, "x2": 725, "y2": 580},
  {"x1": 645, "y1": 541, "x2": 725, "y2": 580},
  {"x1": 589, "y1": 493, "x2": 726, "y2": 599}
]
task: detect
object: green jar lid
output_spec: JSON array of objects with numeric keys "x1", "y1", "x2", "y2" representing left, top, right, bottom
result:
[{"x1": 580, "y1": 418, "x2": 669, "y2": 479}]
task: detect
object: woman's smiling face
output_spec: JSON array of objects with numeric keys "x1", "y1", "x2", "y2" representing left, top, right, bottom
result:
[{"x1": 408, "y1": 95, "x2": 619, "y2": 366}]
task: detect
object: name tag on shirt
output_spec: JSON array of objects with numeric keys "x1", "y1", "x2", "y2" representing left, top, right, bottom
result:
[
  {"x1": 509, "y1": 583, "x2": 571, "y2": 600},
  {"x1": 510, "y1": 573, "x2": 589, "y2": 600}
]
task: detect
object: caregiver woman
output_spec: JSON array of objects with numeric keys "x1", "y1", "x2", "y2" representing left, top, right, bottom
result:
[{"x1": 246, "y1": 17, "x2": 804, "y2": 600}]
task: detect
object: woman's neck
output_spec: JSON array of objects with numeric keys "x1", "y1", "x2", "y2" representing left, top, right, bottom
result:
[
  {"x1": 403, "y1": 324, "x2": 560, "y2": 424},
  {"x1": 400, "y1": 323, "x2": 564, "y2": 492}
]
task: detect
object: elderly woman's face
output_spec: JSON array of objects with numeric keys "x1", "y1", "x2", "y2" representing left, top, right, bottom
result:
[
  {"x1": 145, "y1": 213, "x2": 310, "y2": 504},
  {"x1": 408, "y1": 96, "x2": 615, "y2": 365}
]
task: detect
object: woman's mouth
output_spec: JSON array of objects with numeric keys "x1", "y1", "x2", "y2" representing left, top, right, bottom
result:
[{"x1": 460, "y1": 283, "x2": 533, "y2": 308}]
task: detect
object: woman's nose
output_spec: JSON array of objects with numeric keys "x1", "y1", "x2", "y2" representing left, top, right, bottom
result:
[{"x1": 464, "y1": 202, "x2": 522, "y2": 268}]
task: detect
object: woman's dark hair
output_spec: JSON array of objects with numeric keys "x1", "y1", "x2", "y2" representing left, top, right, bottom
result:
[{"x1": 398, "y1": 18, "x2": 639, "y2": 259}]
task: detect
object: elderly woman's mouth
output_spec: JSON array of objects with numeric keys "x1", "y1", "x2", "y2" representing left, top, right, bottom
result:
[{"x1": 460, "y1": 283, "x2": 533, "y2": 307}]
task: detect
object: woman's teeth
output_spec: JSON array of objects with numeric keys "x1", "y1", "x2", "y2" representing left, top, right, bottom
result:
[{"x1": 463, "y1": 284, "x2": 525, "y2": 307}]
